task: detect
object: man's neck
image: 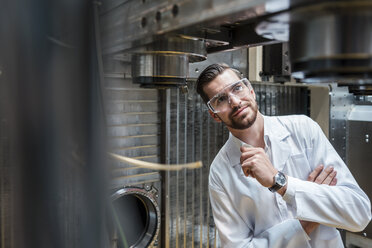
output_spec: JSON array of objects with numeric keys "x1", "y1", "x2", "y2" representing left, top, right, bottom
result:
[{"x1": 229, "y1": 112, "x2": 265, "y2": 148}]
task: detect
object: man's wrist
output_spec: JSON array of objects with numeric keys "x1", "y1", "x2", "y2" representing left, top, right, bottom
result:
[
  {"x1": 277, "y1": 178, "x2": 288, "y2": 196},
  {"x1": 268, "y1": 171, "x2": 287, "y2": 193}
]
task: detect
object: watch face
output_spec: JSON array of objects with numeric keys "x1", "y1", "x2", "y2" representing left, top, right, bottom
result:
[{"x1": 276, "y1": 172, "x2": 287, "y2": 186}]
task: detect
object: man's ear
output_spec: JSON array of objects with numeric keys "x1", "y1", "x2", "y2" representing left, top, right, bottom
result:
[
  {"x1": 208, "y1": 110, "x2": 222, "y2": 123},
  {"x1": 248, "y1": 83, "x2": 256, "y2": 100},
  {"x1": 251, "y1": 89, "x2": 256, "y2": 100}
]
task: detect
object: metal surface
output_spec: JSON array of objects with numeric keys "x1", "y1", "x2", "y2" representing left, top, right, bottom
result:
[
  {"x1": 163, "y1": 87, "x2": 228, "y2": 248},
  {"x1": 346, "y1": 105, "x2": 372, "y2": 238},
  {"x1": 109, "y1": 186, "x2": 161, "y2": 248},
  {"x1": 329, "y1": 84, "x2": 354, "y2": 161},
  {"x1": 327, "y1": 85, "x2": 372, "y2": 242},
  {"x1": 0, "y1": 1, "x2": 106, "y2": 247},
  {"x1": 104, "y1": 54, "x2": 163, "y2": 246},
  {"x1": 346, "y1": 232, "x2": 372, "y2": 248},
  {"x1": 99, "y1": 0, "x2": 286, "y2": 55},
  {"x1": 131, "y1": 36, "x2": 207, "y2": 88},
  {"x1": 252, "y1": 82, "x2": 309, "y2": 116},
  {"x1": 0, "y1": 119, "x2": 12, "y2": 248},
  {"x1": 147, "y1": 36, "x2": 207, "y2": 63},
  {"x1": 131, "y1": 53, "x2": 189, "y2": 88},
  {"x1": 288, "y1": 1, "x2": 372, "y2": 84},
  {"x1": 100, "y1": 0, "x2": 372, "y2": 90},
  {"x1": 261, "y1": 42, "x2": 291, "y2": 82},
  {"x1": 189, "y1": 49, "x2": 248, "y2": 79},
  {"x1": 104, "y1": 65, "x2": 162, "y2": 187}
]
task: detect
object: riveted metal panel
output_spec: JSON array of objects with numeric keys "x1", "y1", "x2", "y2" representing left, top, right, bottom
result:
[{"x1": 329, "y1": 84, "x2": 354, "y2": 162}]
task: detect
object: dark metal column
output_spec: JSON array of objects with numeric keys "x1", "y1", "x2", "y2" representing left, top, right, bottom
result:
[{"x1": 0, "y1": 1, "x2": 106, "y2": 247}]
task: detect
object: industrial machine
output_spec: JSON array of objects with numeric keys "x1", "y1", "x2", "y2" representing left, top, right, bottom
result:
[
  {"x1": 98, "y1": 0, "x2": 372, "y2": 247},
  {"x1": 0, "y1": 0, "x2": 371, "y2": 248}
]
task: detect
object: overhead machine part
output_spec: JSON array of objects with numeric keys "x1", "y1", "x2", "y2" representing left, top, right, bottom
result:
[
  {"x1": 101, "y1": 0, "x2": 372, "y2": 91},
  {"x1": 131, "y1": 35, "x2": 206, "y2": 88},
  {"x1": 257, "y1": 0, "x2": 372, "y2": 93}
]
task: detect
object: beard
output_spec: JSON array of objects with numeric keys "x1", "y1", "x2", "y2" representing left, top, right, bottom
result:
[{"x1": 222, "y1": 101, "x2": 258, "y2": 130}]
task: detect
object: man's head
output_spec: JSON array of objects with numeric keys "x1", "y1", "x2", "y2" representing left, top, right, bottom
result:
[
  {"x1": 196, "y1": 63, "x2": 242, "y2": 104},
  {"x1": 196, "y1": 63, "x2": 258, "y2": 130}
]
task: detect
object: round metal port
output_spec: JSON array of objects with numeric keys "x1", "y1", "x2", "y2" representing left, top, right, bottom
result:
[{"x1": 109, "y1": 187, "x2": 160, "y2": 248}]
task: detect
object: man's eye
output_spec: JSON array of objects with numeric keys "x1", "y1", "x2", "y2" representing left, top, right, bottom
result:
[
  {"x1": 216, "y1": 95, "x2": 228, "y2": 104},
  {"x1": 233, "y1": 84, "x2": 243, "y2": 92}
]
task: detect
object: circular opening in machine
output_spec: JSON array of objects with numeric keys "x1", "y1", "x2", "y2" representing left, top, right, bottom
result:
[{"x1": 109, "y1": 188, "x2": 160, "y2": 248}]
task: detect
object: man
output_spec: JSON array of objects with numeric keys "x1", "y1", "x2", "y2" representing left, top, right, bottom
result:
[{"x1": 196, "y1": 63, "x2": 371, "y2": 247}]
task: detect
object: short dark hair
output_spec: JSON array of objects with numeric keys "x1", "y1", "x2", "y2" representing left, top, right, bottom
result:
[{"x1": 196, "y1": 63, "x2": 242, "y2": 104}]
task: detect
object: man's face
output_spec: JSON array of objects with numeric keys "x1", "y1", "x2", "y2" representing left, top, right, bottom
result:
[{"x1": 203, "y1": 69, "x2": 258, "y2": 130}]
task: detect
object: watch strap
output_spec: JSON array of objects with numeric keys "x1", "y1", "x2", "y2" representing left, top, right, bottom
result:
[{"x1": 268, "y1": 183, "x2": 282, "y2": 192}]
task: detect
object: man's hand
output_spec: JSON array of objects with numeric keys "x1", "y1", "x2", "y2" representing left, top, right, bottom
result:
[
  {"x1": 300, "y1": 164, "x2": 337, "y2": 235},
  {"x1": 307, "y1": 164, "x2": 337, "y2": 186},
  {"x1": 240, "y1": 146, "x2": 277, "y2": 187}
]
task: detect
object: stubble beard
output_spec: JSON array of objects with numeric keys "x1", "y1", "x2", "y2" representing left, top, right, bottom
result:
[{"x1": 224, "y1": 101, "x2": 258, "y2": 130}]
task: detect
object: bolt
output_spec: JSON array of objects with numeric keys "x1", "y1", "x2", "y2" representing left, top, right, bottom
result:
[
  {"x1": 155, "y1": 11, "x2": 161, "y2": 22},
  {"x1": 180, "y1": 85, "x2": 188, "y2": 94},
  {"x1": 366, "y1": 134, "x2": 370, "y2": 138},
  {"x1": 145, "y1": 185, "x2": 151, "y2": 191},
  {"x1": 155, "y1": 194, "x2": 159, "y2": 198},
  {"x1": 141, "y1": 17, "x2": 147, "y2": 28},
  {"x1": 172, "y1": 4, "x2": 179, "y2": 17}
]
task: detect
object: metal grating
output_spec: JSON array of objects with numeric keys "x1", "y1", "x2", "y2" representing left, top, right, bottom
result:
[
  {"x1": 252, "y1": 82, "x2": 310, "y2": 116},
  {"x1": 163, "y1": 88, "x2": 229, "y2": 248},
  {"x1": 104, "y1": 72, "x2": 162, "y2": 188}
]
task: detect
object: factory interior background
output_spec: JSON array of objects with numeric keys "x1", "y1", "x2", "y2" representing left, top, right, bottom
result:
[{"x1": 0, "y1": 0, "x2": 371, "y2": 247}]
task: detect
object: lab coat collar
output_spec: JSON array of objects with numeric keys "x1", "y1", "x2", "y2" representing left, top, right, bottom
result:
[{"x1": 225, "y1": 115, "x2": 291, "y2": 171}]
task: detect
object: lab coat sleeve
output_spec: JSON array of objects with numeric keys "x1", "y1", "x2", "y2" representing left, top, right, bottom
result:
[
  {"x1": 209, "y1": 185, "x2": 311, "y2": 248},
  {"x1": 283, "y1": 117, "x2": 371, "y2": 232}
]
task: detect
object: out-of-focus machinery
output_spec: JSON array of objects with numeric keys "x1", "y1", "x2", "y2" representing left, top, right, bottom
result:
[
  {"x1": 101, "y1": 0, "x2": 372, "y2": 89},
  {"x1": 98, "y1": 0, "x2": 372, "y2": 247}
]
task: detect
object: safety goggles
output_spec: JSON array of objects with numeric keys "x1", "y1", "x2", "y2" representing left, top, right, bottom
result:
[{"x1": 207, "y1": 78, "x2": 252, "y2": 113}]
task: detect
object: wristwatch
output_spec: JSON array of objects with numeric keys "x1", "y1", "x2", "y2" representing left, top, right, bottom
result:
[{"x1": 269, "y1": 171, "x2": 287, "y2": 192}]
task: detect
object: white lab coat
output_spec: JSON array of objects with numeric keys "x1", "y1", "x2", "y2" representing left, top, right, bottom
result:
[{"x1": 209, "y1": 115, "x2": 371, "y2": 248}]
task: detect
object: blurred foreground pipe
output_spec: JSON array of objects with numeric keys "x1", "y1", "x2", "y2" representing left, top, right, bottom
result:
[{"x1": 0, "y1": 0, "x2": 106, "y2": 247}]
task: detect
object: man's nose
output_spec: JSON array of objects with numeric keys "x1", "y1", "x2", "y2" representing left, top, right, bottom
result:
[{"x1": 228, "y1": 94, "x2": 241, "y2": 107}]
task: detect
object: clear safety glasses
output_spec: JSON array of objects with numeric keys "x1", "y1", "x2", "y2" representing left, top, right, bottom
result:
[{"x1": 207, "y1": 78, "x2": 252, "y2": 113}]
